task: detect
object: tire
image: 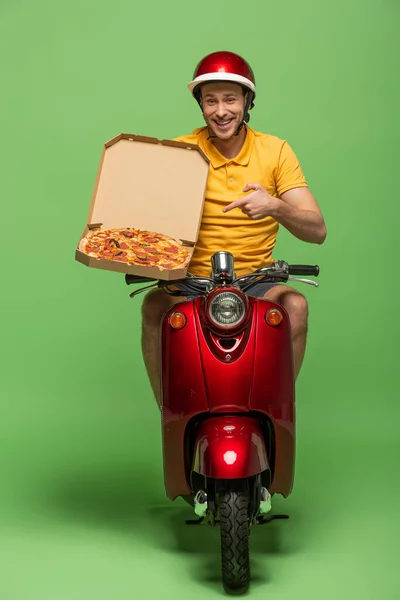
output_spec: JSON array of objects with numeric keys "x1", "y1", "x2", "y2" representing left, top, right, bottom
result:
[{"x1": 219, "y1": 488, "x2": 250, "y2": 594}]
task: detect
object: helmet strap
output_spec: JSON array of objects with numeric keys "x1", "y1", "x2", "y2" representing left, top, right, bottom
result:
[
  {"x1": 234, "y1": 91, "x2": 254, "y2": 136},
  {"x1": 194, "y1": 88, "x2": 203, "y2": 112}
]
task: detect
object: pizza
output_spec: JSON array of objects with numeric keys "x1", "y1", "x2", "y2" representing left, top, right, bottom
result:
[{"x1": 78, "y1": 228, "x2": 190, "y2": 270}]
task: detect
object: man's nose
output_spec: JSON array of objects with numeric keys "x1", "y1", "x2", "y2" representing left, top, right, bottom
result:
[{"x1": 215, "y1": 102, "x2": 228, "y2": 117}]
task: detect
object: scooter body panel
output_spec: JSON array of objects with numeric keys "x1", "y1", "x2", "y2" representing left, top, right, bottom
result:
[{"x1": 161, "y1": 294, "x2": 295, "y2": 500}]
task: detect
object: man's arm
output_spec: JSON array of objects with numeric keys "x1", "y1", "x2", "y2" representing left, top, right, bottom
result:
[
  {"x1": 273, "y1": 186, "x2": 327, "y2": 244},
  {"x1": 223, "y1": 183, "x2": 327, "y2": 245}
]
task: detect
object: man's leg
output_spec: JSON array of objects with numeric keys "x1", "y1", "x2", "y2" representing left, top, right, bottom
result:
[
  {"x1": 141, "y1": 289, "x2": 185, "y2": 407},
  {"x1": 263, "y1": 285, "x2": 309, "y2": 380}
]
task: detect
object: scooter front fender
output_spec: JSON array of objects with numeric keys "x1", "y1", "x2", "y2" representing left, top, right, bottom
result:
[{"x1": 192, "y1": 416, "x2": 269, "y2": 479}]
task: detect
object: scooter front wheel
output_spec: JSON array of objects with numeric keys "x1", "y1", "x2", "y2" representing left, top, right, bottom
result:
[{"x1": 219, "y1": 488, "x2": 250, "y2": 594}]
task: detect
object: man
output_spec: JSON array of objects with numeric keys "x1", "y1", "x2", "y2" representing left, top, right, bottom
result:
[{"x1": 142, "y1": 51, "x2": 327, "y2": 407}]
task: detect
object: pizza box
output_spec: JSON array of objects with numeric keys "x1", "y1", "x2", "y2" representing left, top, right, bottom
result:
[{"x1": 75, "y1": 133, "x2": 210, "y2": 280}]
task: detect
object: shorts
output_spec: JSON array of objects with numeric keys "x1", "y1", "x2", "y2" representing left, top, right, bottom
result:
[{"x1": 173, "y1": 280, "x2": 280, "y2": 299}]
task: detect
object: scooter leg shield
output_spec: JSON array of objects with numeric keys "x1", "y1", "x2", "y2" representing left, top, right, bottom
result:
[{"x1": 192, "y1": 416, "x2": 269, "y2": 479}]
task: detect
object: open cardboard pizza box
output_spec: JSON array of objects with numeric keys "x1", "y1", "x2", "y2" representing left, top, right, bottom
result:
[{"x1": 75, "y1": 133, "x2": 210, "y2": 280}]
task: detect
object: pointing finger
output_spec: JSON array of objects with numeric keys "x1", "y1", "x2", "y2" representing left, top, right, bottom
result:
[{"x1": 222, "y1": 198, "x2": 249, "y2": 213}]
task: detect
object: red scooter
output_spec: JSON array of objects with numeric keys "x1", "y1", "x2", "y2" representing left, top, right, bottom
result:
[{"x1": 126, "y1": 252, "x2": 319, "y2": 594}]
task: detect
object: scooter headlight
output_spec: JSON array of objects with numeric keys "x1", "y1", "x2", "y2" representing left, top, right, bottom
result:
[{"x1": 207, "y1": 291, "x2": 246, "y2": 329}]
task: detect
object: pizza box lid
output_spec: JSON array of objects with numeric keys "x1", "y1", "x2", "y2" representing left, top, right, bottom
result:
[{"x1": 80, "y1": 133, "x2": 209, "y2": 244}]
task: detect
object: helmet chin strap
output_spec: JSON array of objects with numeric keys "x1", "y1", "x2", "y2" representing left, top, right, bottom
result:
[
  {"x1": 206, "y1": 124, "x2": 246, "y2": 141},
  {"x1": 234, "y1": 91, "x2": 254, "y2": 136}
]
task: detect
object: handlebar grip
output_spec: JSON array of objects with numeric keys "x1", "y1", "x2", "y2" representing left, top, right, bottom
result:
[
  {"x1": 125, "y1": 274, "x2": 157, "y2": 285},
  {"x1": 288, "y1": 265, "x2": 320, "y2": 276}
]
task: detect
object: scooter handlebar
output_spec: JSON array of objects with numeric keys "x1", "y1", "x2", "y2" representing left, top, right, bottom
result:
[
  {"x1": 124, "y1": 263, "x2": 321, "y2": 295},
  {"x1": 288, "y1": 265, "x2": 319, "y2": 277},
  {"x1": 125, "y1": 274, "x2": 157, "y2": 285}
]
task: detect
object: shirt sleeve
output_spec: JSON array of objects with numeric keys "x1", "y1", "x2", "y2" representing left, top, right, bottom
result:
[{"x1": 275, "y1": 141, "x2": 308, "y2": 196}]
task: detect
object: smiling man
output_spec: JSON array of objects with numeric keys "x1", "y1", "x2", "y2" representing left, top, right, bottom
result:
[{"x1": 141, "y1": 51, "x2": 327, "y2": 407}]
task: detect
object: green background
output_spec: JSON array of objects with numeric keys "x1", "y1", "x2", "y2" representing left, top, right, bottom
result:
[{"x1": 1, "y1": 0, "x2": 398, "y2": 598}]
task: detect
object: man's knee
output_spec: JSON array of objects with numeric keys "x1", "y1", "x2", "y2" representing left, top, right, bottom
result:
[
  {"x1": 142, "y1": 290, "x2": 164, "y2": 326},
  {"x1": 265, "y1": 286, "x2": 308, "y2": 331},
  {"x1": 281, "y1": 291, "x2": 308, "y2": 331},
  {"x1": 141, "y1": 289, "x2": 180, "y2": 328}
]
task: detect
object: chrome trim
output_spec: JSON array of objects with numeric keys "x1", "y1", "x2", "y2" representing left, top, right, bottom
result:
[
  {"x1": 208, "y1": 290, "x2": 246, "y2": 328},
  {"x1": 288, "y1": 276, "x2": 319, "y2": 287},
  {"x1": 259, "y1": 487, "x2": 272, "y2": 515},
  {"x1": 211, "y1": 251, "x2": 235, "y2": 283},
  {"x1": 194, "y1": 490, "x2": 208, "y2": 517}
]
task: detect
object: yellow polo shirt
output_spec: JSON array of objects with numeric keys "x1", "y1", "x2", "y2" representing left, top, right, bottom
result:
[{"x1": 173, "y1": 126, "x2": 308, "y2": 278}]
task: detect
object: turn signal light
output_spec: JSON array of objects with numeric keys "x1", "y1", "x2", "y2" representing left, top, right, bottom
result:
[
  {"x1": 169, "y1": 311, "x2": 186, "y2": 330},
  {"x1": 265, "y1": 308, "x2": 283, "y2": 326}
]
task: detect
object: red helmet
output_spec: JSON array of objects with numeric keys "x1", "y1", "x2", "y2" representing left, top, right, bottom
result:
[{"x1": 188, "y1": 51, "x2": 256, "y2": 97}]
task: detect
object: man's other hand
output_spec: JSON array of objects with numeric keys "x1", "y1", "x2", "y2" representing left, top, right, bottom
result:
[{"x1": 222, "y1": 183, "x2": 279, "y2": 220}]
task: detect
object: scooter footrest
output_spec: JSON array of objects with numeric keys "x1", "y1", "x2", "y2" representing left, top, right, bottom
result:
[
  {"x1": 185, "y1": 516, "x2": 205, "y2": 525},
  {"x1": 257, "y1": 513, "x2": 289, "y2": 525}
]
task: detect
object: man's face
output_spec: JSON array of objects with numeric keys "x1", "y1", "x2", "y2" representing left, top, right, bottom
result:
[{"x1": 200, "y1": 82, "x2": 246, "y2": 140}]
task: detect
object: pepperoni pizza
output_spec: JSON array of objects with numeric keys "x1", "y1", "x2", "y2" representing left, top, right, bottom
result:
[{"x1": 79, "y1": 228, "x2": 190, "y2": 270}]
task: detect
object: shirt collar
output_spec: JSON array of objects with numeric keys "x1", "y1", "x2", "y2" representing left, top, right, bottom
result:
[{"x1": 198, "y1": 126, "x2": 255, "y2": 169}]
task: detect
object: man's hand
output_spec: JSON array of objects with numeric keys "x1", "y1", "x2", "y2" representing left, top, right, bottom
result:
[
  {"x1": 222, "y1": 183, "x2": 279, "y2": 220},
  {"x1": 223, "y1": 183, "x2": 327, "y2": 244}
]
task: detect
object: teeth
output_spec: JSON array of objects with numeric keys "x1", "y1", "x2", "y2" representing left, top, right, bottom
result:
[{"x1": 216, "y1": 120, "x2": 231, "y2": 126}]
